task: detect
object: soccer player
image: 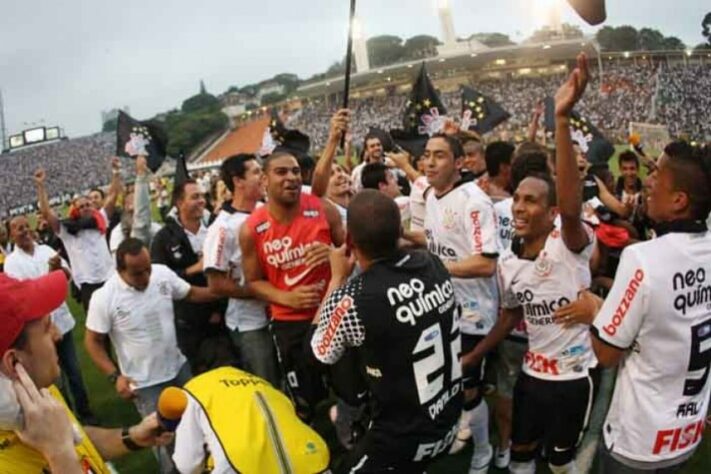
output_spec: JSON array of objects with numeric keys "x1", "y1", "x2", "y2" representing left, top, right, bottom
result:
[
  {"x1": 240, "y1": 149, "x2": 344, "y2": 421},
  {"x1": 591, "y1": 141, "x2": 711, "y2": 472},
  {"x1": 311, "y1": 190, "x2": 462, "y2": 472},
  {"x1": 405, "y1": 132, "x2": 499, "y2": 471},
  {"x1": 463, "y1": 53, "x2": 599, "y2": 474}
]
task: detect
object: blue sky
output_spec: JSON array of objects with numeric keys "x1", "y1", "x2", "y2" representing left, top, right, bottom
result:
[{"x1": 0, "y1": 0, "x2": 708, "y2": 137}]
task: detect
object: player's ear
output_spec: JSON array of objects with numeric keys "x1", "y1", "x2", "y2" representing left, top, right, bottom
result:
[{"x1": 0, "y1": 349, "x2": 20, "y2": 379}]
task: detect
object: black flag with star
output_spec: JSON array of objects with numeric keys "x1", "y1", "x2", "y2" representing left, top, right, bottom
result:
[
  {"x1": 116, "y1": 110, "x2": 168, "y2": 173},
  {"x1": 402, "y1": 63, "x2": 448, "y2": 136},
  {"x1": 543, "y1": 96, "x2": 607, "y2": 156},
  {"x1": 460, "y1": 86, "x2": 511, "y2": 134}
]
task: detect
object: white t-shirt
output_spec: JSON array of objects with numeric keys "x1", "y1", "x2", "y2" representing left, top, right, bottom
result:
[
  {"x1": 109, "y1": 222, "x2": 163, "y2": 255},
  {"x1": 350, "y1": 162, "x2": 367, "y2": 194},
  {"x1": 409, "y1": 176, "x2": 429, "y2": 232},
  {"x1": 425, "y1": 180, "x2": 499, "y2": 336},
  {"x1": 181, "y1": 221, "x2": 208, "y2": 255},
  {"x1": 592, "y1": 230, "x2": 711, "y2": 464},
  {"x1": 494, "y1": 197, "x2": 514, "y2": 252},
  {"x1": 4, "y1": 244, "x2": 75, "y2": 336},
  {"x1": 172, "y1": 393, "x2": 233, "y2": 474},
  {"x1": 499, "y1": 227, "x2": 597, "y2": 381},
  {"x1": 58, "y1": 208, "x2": 113, "y2": 286},
  {"x1": 86, "y1": 264, "x2": 190, "y2": 388},
  {"x1": 203, "y1": 209, "x2": 268, "y2": 332},
  {"x1": 394, "y1": 195, "x2": 411, "y2": 227}
]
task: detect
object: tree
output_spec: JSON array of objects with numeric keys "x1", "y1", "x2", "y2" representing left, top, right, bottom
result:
[
  {"x1": 662, "y1": 36, "x2": 685, "y2": 51},
  {"x1": 596, "y1": 26, "x2": 616, "y2": 50},
  {"x1": 613, "y1": 26, "x2": 640, "y2": 51},
  {"x1": 102, "y1": 117, "x2": 118, "y2": 133},
  {"x1": 403, "y1": 35, "x2": 441, "y2": 60},
  {"x1": 261, "y1": 92, "x2": 287, "y2": 106},
  {"x1": 469, "y1": 32, "x2": 515, "y2": 48},
  {"x1": 638, "y1": 28, "x2": 665, "y2": 51},
  {"x1": 694, "y1": 42, "x2": 711, "y2": 52},
  {"x1": 702, "y1": 12, "x2": 711, "y2": 46},
  {"x1": 366, "y1": 35, "x2": 405, "y2": 67},
  {"x1": 181, "y1": 93, "x2": 220, "y2": 113}
]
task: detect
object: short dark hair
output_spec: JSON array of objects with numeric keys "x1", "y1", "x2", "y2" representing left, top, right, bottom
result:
[
  {"x1": 89, "y1": 188, "x2": 105, "y2": 199},
  {"x1": 361, "y1": 162, "x2": 390, "y2": 190},
  {"x1": 485, "y1": 141, "x2": 515, "y2": 177},
  {"x1": 526, "y1": 172, "x2": 558, "y2": 208},
  {"x1": 363, "y1": 134, "x2": 382, "y2": 148},
  {"x1": 663, "y1": 141, "x2": 711, "y2": 220},
  {"x1": 172, "y1": 179, "x2": 198, "y2": 206},
  {"x1": 10, "y1": 326, "x2": 29, "y2": 352},
  {"x1": 221, "y1": 154, "x2": 259, "y2": 193},
  {"x1": 618, "y1": 151, "x2": 639, "y2": 168},
  {"x1": 428, "y1": 133, "x2": 464, "y2": 159},
  {"x1": 116, "y1": 237, "x2": 147, "y2": 271},
  {"x1": 511, "y1": 148, "x2": 551, "y2": 191},
  {"x1": 263, "y1": 151, "x2": 298, "y2": 172},
  {"x1": 347, "y1": 190, "x2": 400, "y2": 260}
]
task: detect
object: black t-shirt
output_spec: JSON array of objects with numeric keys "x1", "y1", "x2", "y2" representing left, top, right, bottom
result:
[{"x1": 311, "y1": 250, "x2": 462, "y2": 458}]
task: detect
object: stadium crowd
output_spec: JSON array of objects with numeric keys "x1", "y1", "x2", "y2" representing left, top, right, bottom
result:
[{"x1": 0, "y1": 52, "x2": 710, "y2": 474}]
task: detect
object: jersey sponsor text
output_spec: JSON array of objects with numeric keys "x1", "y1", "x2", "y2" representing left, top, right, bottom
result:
[
  {"x1": 386, "y1": 278, "x2": 455, "y2": 326},
  {"x1": 603, "y1": 269, "x2": 644, "y2": 337}
]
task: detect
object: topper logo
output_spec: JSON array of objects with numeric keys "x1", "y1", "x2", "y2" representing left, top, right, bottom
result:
[
  {"x1": 387, "y1": 278, "x2": 454, "y2": 326},
  {"x1": 603, "y1": 269, "x2": 644, "y2": 336}
]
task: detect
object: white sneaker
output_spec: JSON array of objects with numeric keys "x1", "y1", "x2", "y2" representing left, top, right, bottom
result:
[
  {"x1": 494, "y1": 444, "x2": 510, "y2": 469},
  {"x1": 469, "y1": 444, "x2": 493, "y2": 474}
]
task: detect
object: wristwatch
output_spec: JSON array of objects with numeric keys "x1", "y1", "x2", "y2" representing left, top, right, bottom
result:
[
  {"x1": 121, "y1": 426, "x2": 142, "y2": 451},
  {"x1": 107, "y1": 370, "x2": 120, "y2": 384}
]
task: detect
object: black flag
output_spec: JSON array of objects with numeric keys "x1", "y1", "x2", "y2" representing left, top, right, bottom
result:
[
  {"x1": 543, "y1": 96, "x2": 608, "y2": 159},
  {"x1": 116, "y1": 110, "x2": 167, "y2": 173},
  {"x1": 460, "y1": 86, "x2": 511, "y2": 135},
  {"x1": 259, "y1": 108, "x2": 311, "y2": 158},
  {"x1": 174, "y1": 151, "x2": 190, "y2": 189}
]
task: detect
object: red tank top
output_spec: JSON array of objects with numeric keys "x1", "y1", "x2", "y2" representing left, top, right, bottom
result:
[{"x1": 247, "y1": 193, "x2": 332, "y2": 321}]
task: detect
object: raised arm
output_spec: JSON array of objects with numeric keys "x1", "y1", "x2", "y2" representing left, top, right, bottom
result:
[
  {"x1": 33, "y1": 169, "x2": 60, "y2": 233},
  {"x1": 103, "y1": 157, "x2": 123, "y2": 218},
  {"x1": 387, "y1": 150, "x2": 422, "y2": 183},
  {"x1": 527, "y1": 101, "x2": 543, "y2": 143},
  {"x1": 130, "y1": 156, "x2": 153, "y2": 245},
  {"x1": 555, "y1": 53, "x2": 591, "y2": 252},
  {"x1": 312, "y1": 109, "x2": 350, "y2": 198}
]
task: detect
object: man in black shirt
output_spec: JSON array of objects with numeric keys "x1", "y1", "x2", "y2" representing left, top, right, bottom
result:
[{"x1": 311, "y1": 189, "x2": 463, "y2": 473}]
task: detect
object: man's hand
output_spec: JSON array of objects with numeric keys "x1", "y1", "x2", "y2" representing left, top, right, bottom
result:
[
  {"x1": 136, "y1": 155, "x2": 148, "y2": 177},
  {"x1": 12, "y1": 364, "x2": 78, "y2": 465},
  {"x1": 533, "y1": 100, "x2": 544, "y2": 119},
  {"x1": 329, "y1": 244, "x2": 356, "y2": 284},
  {"x1": 554, "y1": 53, "x2": 589, "y2": 117},
  {"x1": 303, "y1": 242, "x2": 330, "y2": 269},
  {"x1": 327, "y1": 109, "x2": 351, "y2": 143},
  {"x1": 385, "y1": 151, "x2": 411, "y2": 171},
  {"x1": 115, "y1": 375, "x2": 137, "y2": 400},
  {"x1": 553, "y1": 290, "x2": 602, "y2": 328},
  {"x1": 111, "y1": 156, "x2": 122, "y2": 173},
  {"x1": 33, "y1": 169, "x2": 46, "y2": 186},
  {"x1": 284, "y1": 284, "x2": 323, "y2": 309},
  {"x1": 48, "y1": 254, "x2": 62, "y2": 272},
  {"x1": 129, "y1": 413, "x2": 174, "y2": 448}
]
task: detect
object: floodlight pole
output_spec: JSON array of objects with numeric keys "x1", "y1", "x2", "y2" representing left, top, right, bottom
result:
[{"x1": 340, "y1": 0, "x2": 357, "y2": 149}]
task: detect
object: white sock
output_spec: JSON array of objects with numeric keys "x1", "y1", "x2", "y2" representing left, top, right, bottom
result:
[
  {"x1": 509, "y1": 460, "x2": 536, "y2": 474},
  {"x1": 549, "y1": 461, "x2": 579, "y2": 474},
  {"x1": 469, "y1": 399, "x2": 490, "y2": 453}
]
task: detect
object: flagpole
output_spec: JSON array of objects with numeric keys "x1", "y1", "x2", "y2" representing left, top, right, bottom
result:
[{"x1": 340, "y1": 0, "x2": 357, "y2": 149}]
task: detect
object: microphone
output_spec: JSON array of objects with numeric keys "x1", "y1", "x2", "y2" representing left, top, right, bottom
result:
[{"x1": 156, "y1": 386, "x2": 188, "y2": 432}]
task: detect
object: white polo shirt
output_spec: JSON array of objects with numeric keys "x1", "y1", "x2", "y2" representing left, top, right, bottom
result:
[
  {"x1": 109, "y1": 222, "x2": 163, "y2": 255},
  {"x1": 203, "y1": 208, "x2": 268, "y2": 332},
  {"x1": 86, "y1": 264, "x2": 190, "y2": 388},
  {"x1": 58, "y1": 209, "x2": 113, "y2": 286},
  {"x1": 4, "y1": 244, "x2": 75, "y2": 336}
]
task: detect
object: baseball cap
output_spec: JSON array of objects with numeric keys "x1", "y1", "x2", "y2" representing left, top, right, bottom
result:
[{"x1": 0, "y1": 270, "x2": 68, "y2": 356}]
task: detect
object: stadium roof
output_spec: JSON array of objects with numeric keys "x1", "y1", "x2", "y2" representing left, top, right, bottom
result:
[{"x1": 296, "y1": 37, "x2": 599, "y2": 97}]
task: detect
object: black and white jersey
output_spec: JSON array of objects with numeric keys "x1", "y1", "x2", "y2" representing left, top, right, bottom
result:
[
  {"x1": 425, "y1": 180, "x2": 499, "y2": 336},
  {"x1": 311, "y1": 250, "x2": 462, "y2": 460},
  {"x1": 593, "y1": 227, "x2": 711, "y2": 463},
  {"x1": 499, "y1": 227, "x2": 597, "y2": 381}
]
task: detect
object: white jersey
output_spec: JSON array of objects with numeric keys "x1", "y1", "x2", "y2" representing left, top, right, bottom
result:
[
  {"x1": 425, "y1": 180, "x2": 499, "y2": 336},
  {"x1": 203, "y1": 207, "x2": 268, "y2": 332},
  {"x1": 593, "y1": 229, "x2": 711, "y2": 464},
  {"x1": 409, "y1": 176, "x2": 429, "y2": 232},
  {"x1": 395, "y1": 195, "x2": 411, "y2": 227},
  {"x1": 499, "y1": 227, "x2": 597, "y2": 381},
  {"x1": 494, "y1": 197, "x2": 513, "y2": 252}
]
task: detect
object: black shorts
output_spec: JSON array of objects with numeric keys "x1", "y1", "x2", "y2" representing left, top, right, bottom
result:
[
  {"x1": 461, "y1": 334, "x2": 487, "y2": 389},
  {"x1": 512, "y1": 370, "x2": 599, "y2": 455}
]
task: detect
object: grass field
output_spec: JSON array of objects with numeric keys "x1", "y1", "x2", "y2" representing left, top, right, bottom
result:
[{"x1": 56, "y1": 148, "x2": 709, "y2": 473}]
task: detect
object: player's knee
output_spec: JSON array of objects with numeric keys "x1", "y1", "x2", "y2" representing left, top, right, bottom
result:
[
  {"x1": 548, "y1": 460, "x2": 578, "y2": 474},
  {"x1": 548, "y1": 447, "x2": 576, "y2": 471}
]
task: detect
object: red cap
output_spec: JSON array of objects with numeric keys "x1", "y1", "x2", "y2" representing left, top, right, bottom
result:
[{"x1": 0, "y1": 270, "x2": 69, "y2": 356}]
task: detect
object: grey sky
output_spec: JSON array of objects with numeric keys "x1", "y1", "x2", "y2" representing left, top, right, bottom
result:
[{"x1": 0, "y1": 0, "x2": 707, "y2": 138}]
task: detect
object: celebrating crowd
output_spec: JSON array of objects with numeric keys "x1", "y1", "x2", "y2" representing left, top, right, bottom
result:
[{"x1": 1, "y1": 51, "x2": 710, "y2": 474}]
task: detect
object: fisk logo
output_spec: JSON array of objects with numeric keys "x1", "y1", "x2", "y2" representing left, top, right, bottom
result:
[
  {"x1": 603, "y1": 269, "x2": 644, "y2": 336},
  {"x1": 315, "y1": 296, "x2": 353, "y2": 356}
]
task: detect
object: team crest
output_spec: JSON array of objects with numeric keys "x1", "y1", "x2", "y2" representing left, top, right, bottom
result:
[
  {"x1": 534, "y1": 251, "x2": 553, "y2": 277},
  {"x1": 124, "y1": 126, "x2": 152, "y2": 157},
  {"x1": 418, "y1": 108, "x2": 447, "y2": 137},
  {"x1": 159, "y1": 281, "x2": 170, "y2": 296},
  {"x1": 442, "y1": 208, "x2": 458, "y2": 231}
]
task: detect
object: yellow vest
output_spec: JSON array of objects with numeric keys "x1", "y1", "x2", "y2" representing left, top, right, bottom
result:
[
  {"x1": 184, "y1": 367, "x2": 330, "y2": 474},
  {"x1": 0, "y1": 386, "x2": 109, "y2": 474}
]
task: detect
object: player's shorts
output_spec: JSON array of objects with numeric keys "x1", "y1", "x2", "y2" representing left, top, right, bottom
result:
[
  {"x1": 495, "y1": 339, "x2": 527, "y2": 399},
  {"x1": 461, "y1": 334, "x2": 487, "y2": 389},
  {"x1": 511, "y1": 370, "x2": 599, "y2": 457}
]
